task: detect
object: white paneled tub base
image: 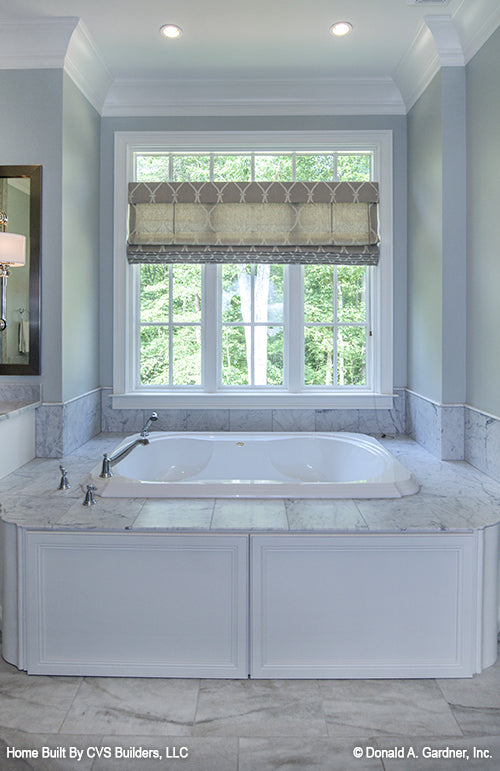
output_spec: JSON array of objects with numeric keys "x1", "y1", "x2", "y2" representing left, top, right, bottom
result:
[{"x1": 1, "y1": 524, "x2": 498, "y2": 678}]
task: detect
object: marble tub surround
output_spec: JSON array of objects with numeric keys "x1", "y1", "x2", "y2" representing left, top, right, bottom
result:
[
  {"x1": 465, "y1": 405, "x2": 500, "y2": 485},
  {"x1": 35, "y1": 388, "x2": 101, "y2": 458},
  {"x1": 406, "y1": 389, "x2": 465, "y2": 461},
  {"x1": 1, "y1": 433, "x2": 500, "y2": 533}
]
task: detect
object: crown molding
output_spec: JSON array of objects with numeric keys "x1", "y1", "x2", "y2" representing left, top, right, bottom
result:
[
  {"x1": 393, "y1": 21, "x2": 441, "y2": 111},
  {"x1": 102, "y1": 77, "x2": 406, "y2": 117},
  {"x1": 394, "y1": 14, "x2": 465, "y2": 111},
  {"x1": 0, "y1": 16, "x2": 111, "y2": 113},
  {"x1": 0, "y1": 17, "x2": 78, "y2": 69},
  {"x1": 424, "y1": 14, "x2": 465, "y2": 66},
  {"x1": 457, "y1": 0, "x2": 500, "y2": 63},
  {"x1": 395, "y1": 2, "x2": 500, "y2": 111},
  {"x1": 64, "y1": 20, "x2": 112, "y2": 113}
]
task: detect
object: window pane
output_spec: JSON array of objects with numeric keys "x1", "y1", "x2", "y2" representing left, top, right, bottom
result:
[
  {"x1": 254, "y1": 264, "x2": 284, "y2": 322},
  {"x1": 222, "y1": 264, "x2": 251, "y2": 323},
  {"x1": 172, "y1": 155, "x2": 210, "y2": 181},
  {"x1": 221, "y1": 265, "x2": 283, "y2": 324},
  {"x1": 267, "y1": 265, "x2": 284, "y2": 322},
  {"x1": 337, "y1": 266, "x2": 367, "y2": 322},
  {"x1": 136, "y1": 154, "x2": 170, "y2": 181},
  {"x1": 254, "y1": 154, "x2": 293, "y2": 181},
  {"x1": 337, "y1": 327, "x2": 366, "y2": 385},
  {"x1": 140, "y1": 264, "x2": 169, "y2": 323},
  {"x1": 172, "y1": 327, "x2": 201, "y2": 385},
  {"x1": 140, "y1": 326, "x2": 169, "y2": 385},
  {"x1": 295, "y1": 154, "x2": 334, "y2": 181},
  {"x1": 172, "y1": 264, "x2": 202, "y2": 322},
  {"x1": 213, "y1": 154, "x2": 251, "y2": 181},
  {"x1": 304, "y1": 265, "x2": 334, "y2": 323},
  {"x1": 265, "y1": 326, "x2": 284, "y2": 385},
  {"x1": 304, "y1": 327, "x2": 334, "y2": 386},
  {"x1": 337, "y1": 154, "x2": 371, "y2": 181},
  {"x1": 221, "y1": 326, "x2": 249, "y2": 385}
]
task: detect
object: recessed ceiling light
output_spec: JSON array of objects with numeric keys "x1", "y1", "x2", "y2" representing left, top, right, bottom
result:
[
  {"x1": 160, "y1": 24, "x2": 182, "y2": 39},
  {"x1": 330, "y1": 21, "x2": 353, "y2": 37}
]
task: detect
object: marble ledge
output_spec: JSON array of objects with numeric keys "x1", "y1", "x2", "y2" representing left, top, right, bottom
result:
[
  {"x1": 1, "y1": 433, "x2": 500, "y2": 534},
  {"x1": 0, "y1": 400, "x2": 40, "y2": 420}
]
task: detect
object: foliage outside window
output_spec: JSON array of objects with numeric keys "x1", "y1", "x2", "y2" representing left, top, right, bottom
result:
[{"x1": 134, "y1": 151, "x2": 373, "y2": 394}]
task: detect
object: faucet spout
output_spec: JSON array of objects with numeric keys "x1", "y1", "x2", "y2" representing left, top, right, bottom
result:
[
  {"x1": 140, "y1": 412, "x2": 158, "y2": 437},
  {"x1": 99, "y1": 437, "x2": 149, "y2": 478}
]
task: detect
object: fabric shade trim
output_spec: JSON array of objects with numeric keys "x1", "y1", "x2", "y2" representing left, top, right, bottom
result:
[{"x1": 127, "y1": 181, "x2": 379, "y2": 265}]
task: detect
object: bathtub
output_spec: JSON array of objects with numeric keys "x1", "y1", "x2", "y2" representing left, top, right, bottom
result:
[{"x1": 92, "y1": 432, "x2": 419, "y2": 499}]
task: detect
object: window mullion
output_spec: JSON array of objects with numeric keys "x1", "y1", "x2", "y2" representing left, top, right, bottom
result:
[
  {"x1": 168, "y1": 267, "x2": 174, "y2": 386},
  {"x1": 333, "y1": 266, "x2": 338, "y2": 387},
  {"x1": 132, "y1": 265, "x2": 141, "y2": 389},
  {"x1": 203, "y1": 264, "x2": 218, "y2": 392},
  {"x1": 288, "y1": 265, "x2": 303, "y2": 393}
]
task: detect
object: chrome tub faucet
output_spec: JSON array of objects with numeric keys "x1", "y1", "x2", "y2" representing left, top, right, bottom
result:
[
  {"x1": 99, "y1": 437, "x2": 149, "y2": 478},
  {"x1": 99, "y1": 413, "x2": 158, "y2": 479},
  {"x1": 140, "y1": 412, "x2": 158, "y2": 437}
]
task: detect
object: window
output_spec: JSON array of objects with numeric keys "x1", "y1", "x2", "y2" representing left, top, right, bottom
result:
[{"x1": 113, "y1": 132, "x2": 393, "y2": 408}]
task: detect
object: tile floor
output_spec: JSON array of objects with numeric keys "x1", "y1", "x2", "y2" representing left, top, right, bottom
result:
[{"x1": 0, "y1": 640, "x2": 499, "y2": 770}]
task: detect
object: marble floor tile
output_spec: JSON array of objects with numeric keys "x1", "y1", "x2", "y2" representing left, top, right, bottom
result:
[
  {"x1": 0, "y1": 729, "x2": 99, "y2": 770},
  {"x1": 133, "y1": 498, "x2": 214, "y2": 529},
  {"x1": 211, "y1": 499, "x2": 288, "y2": 530},
  {"x1": 286, "y1": 498, "x2": 368, "y2": 530},
  {"x1": 60, "y1": 678, "x2": 200, "y2": 736},
  {"x1": 436, "y1": 657, "x2": 500, "y2": 736},
  {"x1": 375, "y1": 735, "x2": 500, "y2": 770},
  {"x1": 319, "y1": 679, "x2": 463, "y2": 738},
  {"x1": 193, "y1": 679, "x2": 327, "y2": 737},
  {"x1": 92, "y1": 736, "x2": 238, "y2": 770},
  {"x1": 0, "y1": 672, "x2": 82, "y2": 734},
  {"x1": 239, "y1": 737, "x2": 384, "y2": 770}
]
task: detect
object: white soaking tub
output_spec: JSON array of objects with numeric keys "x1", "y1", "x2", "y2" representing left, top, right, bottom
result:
[{"x1": 93, "y1": 432, "x2": 419, "y2": 499}]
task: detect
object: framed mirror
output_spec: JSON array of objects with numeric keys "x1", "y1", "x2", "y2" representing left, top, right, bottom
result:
[{"x1": 0, "y1": 165, "x2": 41, "y2": 375}]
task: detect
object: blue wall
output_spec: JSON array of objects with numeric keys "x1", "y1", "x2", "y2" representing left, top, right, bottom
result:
[
  {"x1": 466, "y1": 26, "x2": 500, "y2": 418},
  {"x1": 407, "y1": 67, "x2": 467, "y2": 407},
  {"x1": 0, "y1": 69, "x2": 101, "y2": 403}
]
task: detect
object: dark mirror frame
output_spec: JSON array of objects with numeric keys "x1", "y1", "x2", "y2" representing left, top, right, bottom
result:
[{"x1": 0, "y1": 165, "x2": 41, "y2": 375}]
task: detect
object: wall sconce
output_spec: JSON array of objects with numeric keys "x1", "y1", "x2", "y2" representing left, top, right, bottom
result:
[{"x1": 0, "y1": 211, "x2": 26, "y2": 331}]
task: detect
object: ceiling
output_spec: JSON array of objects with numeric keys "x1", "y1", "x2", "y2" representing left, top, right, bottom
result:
[{"x1": 0, "y1": 0, "x2": 499, "y2": 114}]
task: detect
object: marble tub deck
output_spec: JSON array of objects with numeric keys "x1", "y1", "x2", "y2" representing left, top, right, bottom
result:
[
  {"x1": 1, "y1": 433, "x2": 500, "y2": 532},
  {"x1": 1, "y1": 433, "x2": 500, "y2": 769}
]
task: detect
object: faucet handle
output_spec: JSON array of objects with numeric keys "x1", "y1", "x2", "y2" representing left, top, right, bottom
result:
[
  {"x1": 58, "y1": 465, "x2": 70, "y2": 490},
  {"x1": 83, "y1": 484, "x2": 97, "y2": 507},
  {"x1": 100, "y1": 453, "x2": 112, "y2": 479}
]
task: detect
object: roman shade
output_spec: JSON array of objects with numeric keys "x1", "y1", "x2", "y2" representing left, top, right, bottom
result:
[{"x1": 127, "y1": 181, "x2": 379, "y2": 265}]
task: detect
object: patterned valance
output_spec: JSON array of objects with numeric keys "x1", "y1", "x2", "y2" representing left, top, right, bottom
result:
[{"x1": 127, "y1": 181, "x2": 379, "y2": 265}]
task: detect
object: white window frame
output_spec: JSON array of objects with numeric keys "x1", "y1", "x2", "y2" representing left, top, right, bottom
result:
[{"x1": 113, "y1": 130, "x2": 393, "y2": 409}]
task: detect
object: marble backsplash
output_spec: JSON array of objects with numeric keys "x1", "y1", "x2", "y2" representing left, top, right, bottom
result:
[
  {"x1": 0, "y1": 383, "x2": 41, "y2": 403},
  {"x1": 101, "y1": 387, "x2": 407, "y2": 437}
]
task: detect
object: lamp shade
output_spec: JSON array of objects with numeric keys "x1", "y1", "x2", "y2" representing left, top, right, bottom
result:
[{"x1": 0, "y1": 232, "x2": 26, "y2": 267}]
